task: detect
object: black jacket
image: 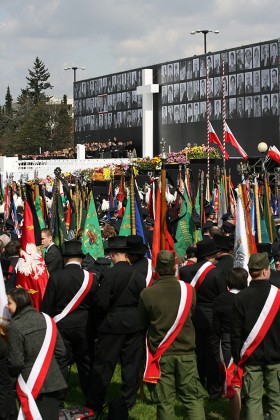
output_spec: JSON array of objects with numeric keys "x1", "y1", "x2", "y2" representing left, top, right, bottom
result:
[
  {"x1": 41, "y1": 263, "x2": 98, "y2": 328},
  {"x1": 216, "y1": 254, "x2": 234, "y2": 278},
  {"x1": 95, "y1": 261, "x2": 146, "y2": 334},
  {"x1": 179, "y1": 259, "x2": 227, "y2": 328},
  {"x1": 45, "y1": 243, "x2": 64, "y2": 274},
  {"x1": 231, "y1": 280, "x2": 280, "y2": 365}
]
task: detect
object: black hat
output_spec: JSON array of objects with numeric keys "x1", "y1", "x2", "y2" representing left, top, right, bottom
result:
[
  {"x1": 272, "y1": 242, "x2": 280, "y2": 257},
  {"x1": 203, "y1": 221, "x2": 214, "y2": 230},
  {"x1": 222, "y1": 221, "x2": 236, "y2": 234},
  {"x1": 5, "y1": 219, "x2": 14, "y2": 230},
  {"x1": 109, "y1": 207, "x2": 118, "y2": 216},
  {"x1": 248, "y1": 252, "x2": 270, "y2": 270},
  {"x1": 196, "y1": 238, "x2": 218, "y2": 259},
  {"x1": 221, "y1": 211, "x2": 234, "y2": 221},
  {"x1": 63, "y1": 240, "x2": 84, "y2": 258},
  {"x1": 205, "y1": 205, "x2": 214, "y2": 217},
  {"x1": 126, "y1": 235, "x2": 147, "y2": 255},
  {"x1": 145, "y1": 217, "x2": 154, "y2": 227},
  {"x1": 104, "y1": 236, "x2": 128, "y2": 252},
  {"x1": 213, "y1": 234, "x2": 231, "y2": 252},
  {"x1": 141, "y1": 208, "x2": 149, "y2": 218},
  {"x1": 256, "y1": 243, "x2": 273, "y2": 257}
]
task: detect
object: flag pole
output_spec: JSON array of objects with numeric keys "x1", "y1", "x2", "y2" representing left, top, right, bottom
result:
[
  {"x1": 222, "y1": 59, "x2": 226, "y2": 171},
  {"x1": 221, "y1": 60, "x2": 229, "y2": 210},
  {"x1": 253, "y1": 174, "x2": 262, "y2": 243},
  {"x1": 160, "y1": 139, "x2": 167, "y2": 250},
  {"x1": 50, "y1": 167, "x2": 61, "y2": 235},
  {"x1": 206, "y1": 57, "x2": 210, "y2": 201},
  {"x1": 130, "y1": 163, "x2": 136, "y2": 235}
]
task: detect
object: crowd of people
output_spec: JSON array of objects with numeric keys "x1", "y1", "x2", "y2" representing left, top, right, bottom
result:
[
  {"x1": 1, "y1": 204, "x2": 280, "y2": 419},
  {"x1": 15, "y1": 140, "x2": 136, "y2": 161}
]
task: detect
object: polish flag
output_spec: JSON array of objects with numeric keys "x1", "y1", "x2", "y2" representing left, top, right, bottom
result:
[
  {"x1": 267, "y1": 146, "x2": 280, "y2": 164},
  {"x1": 224, "y1": 122, "x2": 248, "y2": 160},
  {"x1": 209, "y1": 122, "x2": 229, "y2": 159}
]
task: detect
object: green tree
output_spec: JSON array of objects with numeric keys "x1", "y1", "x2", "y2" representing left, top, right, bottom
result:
[
  {"x1": 26, "y1": 57, "x2": 53, "y2": 104},
  {"x1": 5, "y1": 86, "x2": 13, "y2": 114}
]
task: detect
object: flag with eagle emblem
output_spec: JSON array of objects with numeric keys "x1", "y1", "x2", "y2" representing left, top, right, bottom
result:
[{"x1": 16, "y1": 200, "x2": 48, "y2": 310}]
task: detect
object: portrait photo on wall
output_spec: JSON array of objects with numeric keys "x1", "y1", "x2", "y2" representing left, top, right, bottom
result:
[
  {"x1": 271, "y1": 93, "x2": 279, "y2": 116},
  {"x1": 180, "y1": 60, "x2": 186, "y2": 80},
  {"x1": 229, "y1": 51, "x2": 236, "y2": 72},
  {"x1": 270, "y1": 42, "x2": 278, "y2": 65}
]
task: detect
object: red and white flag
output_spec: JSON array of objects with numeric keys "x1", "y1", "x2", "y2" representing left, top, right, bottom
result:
[
  {"x1": 209, "y1": 122, "x2": 229, "y2": 159},
  {"x1": 267, "y1": 145, "x2": 280, "y2": 164},
  {"x1": 224, "y1": 122, "x2": 248, "y2": 160},
  {"x1": 16, "y1": 200, "x2": 49, "y2": 310}
]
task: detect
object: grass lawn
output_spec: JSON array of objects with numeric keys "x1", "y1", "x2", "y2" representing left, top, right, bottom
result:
[{"x1": 65, "y1": 364, "x2": 243, "y2": 419}]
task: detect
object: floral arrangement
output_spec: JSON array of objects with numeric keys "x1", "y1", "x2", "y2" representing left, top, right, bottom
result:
[
  {"x1": 133, "y1": 156, "x2": 161, "y2": 171},
  {"x1": 184, "y1": 144, "x2": 220, "y2": 159},
  {"x1": 35, "y1": 146, "x2": 221, "y2": 181}
]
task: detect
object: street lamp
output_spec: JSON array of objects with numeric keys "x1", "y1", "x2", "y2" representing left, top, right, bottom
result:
[
  {"x1": 64, "y1": 66, "x2": 85, "y2": 82},
  {"x1": 190, "y1": 29, "x2": 219, "y2": 54}
]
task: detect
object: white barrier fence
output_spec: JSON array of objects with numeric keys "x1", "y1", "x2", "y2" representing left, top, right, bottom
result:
[{"x1": 0, "y1": 156, "x2": 130, "y2": 182}]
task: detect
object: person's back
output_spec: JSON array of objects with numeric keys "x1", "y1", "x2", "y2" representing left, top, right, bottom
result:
[
  {"x1": 231, "y1": 252, "x2": 280, "y2": 419},
  {"x1": 139, "y1": 251, "x2": 206, "y2": 419}
]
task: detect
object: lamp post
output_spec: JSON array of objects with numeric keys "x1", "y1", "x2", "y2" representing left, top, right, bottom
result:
[
  {"x1": 190, "y1": 29, "x2": 219, "y2": 54},
  {"x1": 64, "y1": 66, "x2": 85, "y2": 145},
  {"x1": 64, "y1": 66, "x2": 85, "y2": 82}
]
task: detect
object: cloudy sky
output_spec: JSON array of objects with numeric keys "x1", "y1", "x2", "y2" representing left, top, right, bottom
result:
[{"x1": 0, "y1": 0, "x2": 279, "y2": 104}]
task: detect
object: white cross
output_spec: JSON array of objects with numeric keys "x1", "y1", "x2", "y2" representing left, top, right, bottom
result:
[{"x1": 136, "y1": 69, "x2": 159, "y2": 158}]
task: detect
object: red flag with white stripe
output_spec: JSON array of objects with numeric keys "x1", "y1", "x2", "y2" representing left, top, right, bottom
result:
[
  {"x1": 209, "y1": 122, "x2": 229, "y2": 159},
  {"x1": 224, "y1": 122, "x2": 248, "y2": 160},
  {"x1": 267, "y1": 145, "x2": 280, "y2": 164}
]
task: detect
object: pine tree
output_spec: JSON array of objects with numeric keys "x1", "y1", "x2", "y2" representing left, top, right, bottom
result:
[
  {"x1": 5, "y1": 86, "x2": 13, "y2": 114},
  {"x1": 26, "y1": 57, "x2": 53, "y2": 104}
]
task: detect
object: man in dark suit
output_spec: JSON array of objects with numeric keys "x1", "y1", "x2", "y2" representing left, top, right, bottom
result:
[
  {"x1": 41, "y1": 228, "x2": 63, "y2": 274},
  {"x1": 245, "y1": 73, "x2": 253, "y2": 94},
  {"x1": 179, "y1": 238, "x2": 226, "y2": 399},
  {"x1": 87, "y1": 236, "x2": 146, "y2": 414},
  {"x1": 41, "y1": 240, "x2": 98, "y2": 403},
  {"x1": 245, "y1": 97, "x2": 254, "y2": 118},
  {"x1": 213, "y1": 234, "x2": 234, "y2": 277}
]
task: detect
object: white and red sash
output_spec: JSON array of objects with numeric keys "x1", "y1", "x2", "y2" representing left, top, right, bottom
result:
[
  {"x1": 143, "y1": 281, "x2": 193, "y2": 384},
  {"x1": 146, "y1": 258, "x2": 153, "y2": 287},
  {"x1": 16, "y1": 313, "x2": 57, "y2": 420},
  {"x1": 54, "y1": 270, "x2": 93, "y2": 323},
  {"x1": 239, "y1": 284, "x2": 280, "y2": 365},
  {"x1": 220, "y1": 288, "x2": 240, "y2": 398},
  {"x1": 190, "y1": 261, "x2": 215, "y2": 290}
]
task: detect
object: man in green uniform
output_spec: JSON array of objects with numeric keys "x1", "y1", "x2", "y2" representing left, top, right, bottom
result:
[{"x1": 139, "y1": 250, "x2": 206, "y2": 420}]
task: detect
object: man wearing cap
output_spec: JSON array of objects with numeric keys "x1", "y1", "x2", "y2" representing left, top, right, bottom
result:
[
  {"x1": 41, "y1": 228, "x2": 64, "y2": 275},
  {"x1": 213, "y1": 234, "x2": 234, "y2": 277},
  {"x1": 3, "y1": 219, "x2": 18, "y2": 240},
  {"x1": 87, "y1": 236, "x2": 146, "y2": 414},
  {"x1": 126, "y1": 235, "x2": 152, "y2": 286},
  {"x1": 231, "y1": 252, "x2": 280, "y2": 419},
  {"x1": 41, "y1": 240, "x2": 98, "y2": 402},
  {"x1": 139, "y1": 250, "x2": 206, "y2": 419},
  {"x1": 179, "y1": 238, "x2": 226, "y2": 399},
  {"x1": 144, "y1": 217, "x2": 154, "y2": 248},
  {"x1": 256, "y1": 242, "x2": 280, "y2": 287}
]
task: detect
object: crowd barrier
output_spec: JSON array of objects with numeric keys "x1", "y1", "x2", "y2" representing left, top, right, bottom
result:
[{"x1": 0, "y1": 156, "x2": 130, "y2": 182}]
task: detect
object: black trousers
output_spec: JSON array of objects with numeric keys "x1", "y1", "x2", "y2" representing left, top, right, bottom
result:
[
  {"x1": 87, "y1": 331, "x2": 144, "y2": 411},
  {"x1": 58, "y1": 324, "x2": 91, "y2": 400},
  {"x1": 195, "y1": 327, "x2": 222, "y2": 398},
  {"x1": 36, "y1": 391, "x2": 60, "y2": 420}
]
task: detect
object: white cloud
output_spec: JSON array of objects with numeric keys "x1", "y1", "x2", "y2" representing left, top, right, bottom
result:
[{"x1": 0, "y1": 0, "x2": 279, "y2": 102}]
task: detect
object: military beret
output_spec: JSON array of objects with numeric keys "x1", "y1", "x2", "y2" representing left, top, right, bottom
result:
[
  {"x1": 156, "y1": 250, "x2": 175, "y2": 272},
  {"x1": 248, "y1": 252, "x2": 270, "y2": 271}
]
